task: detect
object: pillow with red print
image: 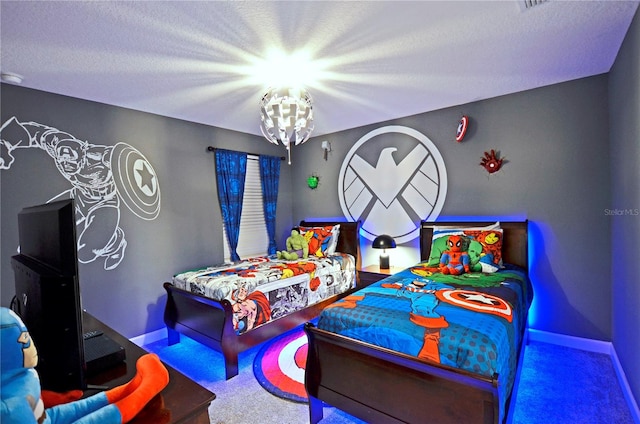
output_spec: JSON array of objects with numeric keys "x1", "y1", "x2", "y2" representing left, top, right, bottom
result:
[{"x1": 299, "y1": 224, "x2": 340, "y2": 257}]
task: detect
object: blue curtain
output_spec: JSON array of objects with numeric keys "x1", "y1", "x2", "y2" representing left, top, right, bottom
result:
[
  {"x1": 215, "y1": 150, "x2": 247, "y2": 262},
  {"x1": 259, "y1": 155, "x2": 281, "y2": 255}
]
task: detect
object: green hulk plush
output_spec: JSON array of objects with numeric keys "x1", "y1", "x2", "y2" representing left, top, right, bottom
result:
[{"x1": 277, "y1": 227, "x2": 309, "y2": 260}]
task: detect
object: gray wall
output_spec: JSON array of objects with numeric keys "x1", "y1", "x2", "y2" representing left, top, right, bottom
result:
[
  {"x1": 0, "y1": 85, "x2": 294, "y2": 337},
  {"x1": 294, "y1": 74, "x2": 613, "y2": 342},
  {"x1": 0, "y1": 76, "x2": 615, "y2": 342},
  {"x1": 609, "y1": 6, "x2": 640, "y2": 408}
]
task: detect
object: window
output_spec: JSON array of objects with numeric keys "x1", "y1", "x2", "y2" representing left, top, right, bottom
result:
[{"x1": 223, "y1": 156, "x2": 269, "y2": 261}]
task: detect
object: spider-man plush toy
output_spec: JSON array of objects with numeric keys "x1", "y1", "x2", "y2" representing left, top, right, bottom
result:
[
  {"x1": 0, "y1": 307, "x2": 169, "y2": 424},
  {"x1": 439, "y1": 235, "x2": 470, "y2": 275}
]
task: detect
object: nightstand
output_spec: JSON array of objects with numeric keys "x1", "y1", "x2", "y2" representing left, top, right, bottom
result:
[{"x1": 357, "y1": 264, "x2": 403, "y2": 287}]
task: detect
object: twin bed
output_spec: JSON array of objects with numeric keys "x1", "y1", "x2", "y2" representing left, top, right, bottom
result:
[
  {"x1": 163, "y1": 219, "x2": 531, "y2": 424},
  {"x1": 305, "y1": 220, "x2": 531, "y2": 424},
  {"x1": 163, "y1": 220, "x2": 361, "y2": 380}
]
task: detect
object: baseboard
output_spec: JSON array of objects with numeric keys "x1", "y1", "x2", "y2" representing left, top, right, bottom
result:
[
  {"x1": 527, "y1": 328, "x2": 612, "y2": 353},
  {"x1": 527, "y1": 329, "x2": 640, "y2": 423},
  {"x1": 609, "y1": 346, "x2": 640, "y2": 423},
  {"x1": 129, "y1": 327, "x2": 167, "y2": 347}
]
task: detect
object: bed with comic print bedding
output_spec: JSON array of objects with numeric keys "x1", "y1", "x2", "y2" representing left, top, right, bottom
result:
[
  {"x1": 304, "y1": 220, "x2": 532, "y2": 424},
  {"x1": 163, "y1": 220, "x2": 361, "y2": 380}
]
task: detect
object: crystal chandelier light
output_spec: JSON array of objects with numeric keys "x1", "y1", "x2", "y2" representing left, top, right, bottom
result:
[{"x1": 259, "y1": 87, "x2": 314, "y2": 164}]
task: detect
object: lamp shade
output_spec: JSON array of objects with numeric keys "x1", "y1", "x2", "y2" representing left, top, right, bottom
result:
[
  {"x1": 259, "y1": 86, "x2": 314, "y2": 164},
  {"x1": 372, "y1": 234, "x2": 396, "y2": 250}
]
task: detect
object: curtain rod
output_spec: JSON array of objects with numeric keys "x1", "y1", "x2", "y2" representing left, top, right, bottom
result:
[{"x1": 207, "y1": 146, "x2": 286, "y2": 161}]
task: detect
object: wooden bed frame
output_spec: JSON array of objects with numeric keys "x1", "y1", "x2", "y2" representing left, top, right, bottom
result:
[
  {"x1": 305, "y1": 220, "x2": 529, "y2": 424},
  {"x1": 163, "y1": 220, "x2": 361, "y2": 380}
]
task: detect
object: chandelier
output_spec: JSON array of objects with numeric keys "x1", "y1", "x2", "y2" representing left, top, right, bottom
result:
[{"x1": 259, "y1": 87, "x2": 314, "y2": 164}]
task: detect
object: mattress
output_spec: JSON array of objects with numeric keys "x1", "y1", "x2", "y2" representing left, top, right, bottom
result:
[{"x1": 172, "y1": 253, "x2": 356, "y2": 334}]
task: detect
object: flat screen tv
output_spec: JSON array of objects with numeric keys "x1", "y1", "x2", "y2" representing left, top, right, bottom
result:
[{"x1": 11, "y1": 198, "x2": 86, "y2": 391}]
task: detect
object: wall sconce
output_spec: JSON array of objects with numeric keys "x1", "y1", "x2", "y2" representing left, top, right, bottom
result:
[
  {"x1": 321, "y1": 140, "x2": 331, "y2": 160},
  {"x1": 372, "y1": 234, "x2": 396, "y2": 269}
]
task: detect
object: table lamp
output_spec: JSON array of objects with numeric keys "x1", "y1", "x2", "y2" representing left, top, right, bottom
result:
[{"x1": 372, "y1": 234, "x2": 396, "y2": 269}]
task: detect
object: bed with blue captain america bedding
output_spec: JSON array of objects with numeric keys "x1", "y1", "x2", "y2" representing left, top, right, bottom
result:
[{"x1": 305, "y1": 220, "x2": 532, "y2": 424}]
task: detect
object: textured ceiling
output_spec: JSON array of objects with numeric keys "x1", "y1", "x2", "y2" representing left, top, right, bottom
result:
[{"x1": 1, "y1": 1, "x2": 638, "y2": 137}]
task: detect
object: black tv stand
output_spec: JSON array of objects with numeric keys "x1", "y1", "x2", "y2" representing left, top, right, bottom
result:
[{"x1": 81, "y1": 312, "x2": 215, "y2": 423}]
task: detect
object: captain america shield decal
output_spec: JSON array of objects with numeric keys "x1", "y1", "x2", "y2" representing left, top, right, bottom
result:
[
  {"x1": 455, "y1": 115, "x2": 469, "y2": 142},
  {"x1": 111, "y1": 142, "x2": 161, "y2": 220},
  {"x1": 435, "y1": 289, "x2": 512, "y2": 322}
]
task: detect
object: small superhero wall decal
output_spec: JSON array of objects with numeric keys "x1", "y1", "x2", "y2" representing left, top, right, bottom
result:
[
  {"x1": 455, "y1": 115, "x2": 469, "y2": 142},
  {"x1": 480, "y1": 149, "x2": 505, "y2": 174},
  {"x1": 307, "y1": 175, "x2": 320, "y2": 189}
]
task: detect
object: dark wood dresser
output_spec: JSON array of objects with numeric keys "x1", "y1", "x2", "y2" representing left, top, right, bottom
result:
[{"x1": 83, "y1": 312, "x2": 215, "y2": 424}]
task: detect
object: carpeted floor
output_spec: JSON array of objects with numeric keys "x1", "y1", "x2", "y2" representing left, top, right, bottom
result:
[
  {"x1": 512, "y1": 343, "x2": 634, "y2": 424},
  {"x1": 143, "y1": 329, "x2": 635, "y2": 424},
  {"x1": 144, "y1": 333, "x2": 361, "y2": 424}
]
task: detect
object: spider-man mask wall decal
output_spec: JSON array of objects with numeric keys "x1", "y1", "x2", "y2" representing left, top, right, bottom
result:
[{"x1": 480, "y1": 149, "x2": 504, "y2": 174}]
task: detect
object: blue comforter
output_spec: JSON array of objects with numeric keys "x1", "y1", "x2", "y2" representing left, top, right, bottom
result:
[{"x1": 317, "y1": 262, "x2": 532, "y2": 421}]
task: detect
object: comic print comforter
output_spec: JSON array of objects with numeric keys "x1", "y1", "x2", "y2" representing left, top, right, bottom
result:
[
  {"x1": 172, "y1": 253, "x2": 356, "y2": 335},
  {"x1": 317, "y1": 262, "x2": 533, "y2": 422}
]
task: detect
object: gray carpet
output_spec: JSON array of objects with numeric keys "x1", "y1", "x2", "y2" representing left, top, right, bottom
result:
[
  {"x1": 144, "y1": 332, "x2": 635, "y2": 424},
  {"x1": 512, "y1": 342, "x2": 634, "y2": 424}
]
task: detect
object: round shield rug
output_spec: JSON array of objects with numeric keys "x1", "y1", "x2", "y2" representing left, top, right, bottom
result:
[{"x1": 253, "y1": 327, "x2": 308, "y2": 403}]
